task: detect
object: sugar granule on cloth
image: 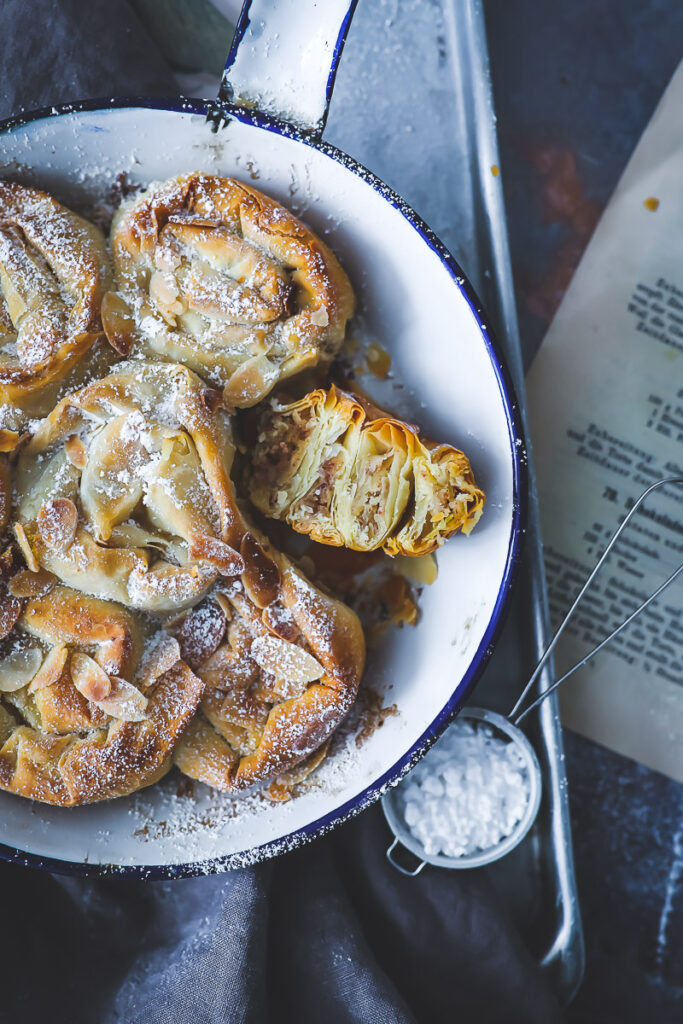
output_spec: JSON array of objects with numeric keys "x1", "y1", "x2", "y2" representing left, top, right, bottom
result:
[{"x1": 400, "y1": 720, "x2": 531, "y2": 858}]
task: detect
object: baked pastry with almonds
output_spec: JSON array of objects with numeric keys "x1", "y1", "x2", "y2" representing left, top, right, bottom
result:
[
  {"x1": 4, "y1": 358, "x2": 366, "y2": 801},
  {"x1": 248, "y1": 385, "x2": 485, "y2": 556},
  {"x1": 0, "y1": 180, "x2": 112, "y2": 423},
  {"x1": 12, "y1": 361, "x2": 246, "y2": 613},
  {"x1": 0, "y1": 578, "x2": 203, "y2": 805},
  {"x1": 104, "y1": 173, "x2": 355, "y2": 409},
  {"x1": 173, "y1": 546, "x2": 365, "y2": 795}
]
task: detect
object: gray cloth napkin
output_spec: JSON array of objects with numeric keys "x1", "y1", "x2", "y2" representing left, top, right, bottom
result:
[{"x1": 0, "y1": 2, "x2": 563, "y2": 1020}]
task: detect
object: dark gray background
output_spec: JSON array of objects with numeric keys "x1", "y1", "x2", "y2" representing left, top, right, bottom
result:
[{"x1": 484, "y1": 1, "x2": 683, "y2": 1019}]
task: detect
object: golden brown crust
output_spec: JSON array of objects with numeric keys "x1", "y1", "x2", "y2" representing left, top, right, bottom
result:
[
  {"x1": 0, "y1": 178, "x2": 371, "y2": 808},
  {"x1": 0, "y1": 661, "x2": 203, "y2": 805},
  {"x1": 105, "y1": 173, "x2": 355, "y2": 408},
  {"x1": 0, "y1": 584, "x2": 204, "y2": 805},
  {"x1": 248, "y1": 384, "x2": 485, "y2": 555},
  {"x1": 173, "y1": 553, "x2": 365, "y2": 793},
  {"x1": 0, "y1": 180, "x2": 111, "y2": 407},
  {"x1": 13, "y1": 361, "x2": 247, "y2": 612}
]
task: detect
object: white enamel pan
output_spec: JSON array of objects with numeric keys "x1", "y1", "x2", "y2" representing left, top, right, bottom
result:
[{"x1": 0, "y1": 0, "x2": 525, "y2": 877}]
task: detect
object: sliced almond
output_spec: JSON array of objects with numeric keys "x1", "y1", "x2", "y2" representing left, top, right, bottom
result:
[
  {"x1": 223, "y1": 353, "x2": 280, "y2": 412},
  {"x1": 101, "y1": 291, "x2": 136, "y2": 356},
  {"x1": 189, "y1": 535, "x2": 244, "y2": 577},
  {"x1": 262, "y1": 602, "x2": 298, "y2": 643},
  {"x1": 92, "y1": 676, "x2": 148, "y2": 722},
  {"x1": 37, "y1": 498, "x2": 78, "y2": 551},
  {"x1": 309, "y1": 306, "x2": 329, "y2": 328},
  {"x1": 8, "y1": 567, "x2": 58, "y2": 599},
  {"x1": 28, "y1": 645, "x2": 68, "y2": 692},
  {"x1": 0, "y1": 582, "x2": 22, "y2": 640},
  {"x1": 0, "y1": 644, "x2": 43, "y2": 692},
  {"x1": 214, "y1": 592, "x2": 233, "y2": 621},
  {"x1": 136, "y1": 634, "x2": 181, "y2": 689},
  {"x1": 200, "y1": 387, "x2": 223, "y2": 414},
  {"x1": 149, "y1": 270, "x2": 185, "y2": 324},
  {"x1": 70, "y1": 651, "x2": 112, "y2": 702},
  {"x1": 178, "y1": 601, "x2": 227, "y2": 670},
  {"x1": 250, "y1": 634, "x2": 323, "y2": 686},
  {"x1": 13, "y1": 523, "x2": 39, "y2": 572},
  {"x1": 241, "y1": 533, "x2": 280, "y2": 608},
  {"x1": 0, "y1": 429, "x2": 20, "y2": 453},
  {"x1": 64, "y1": 434, "x2": 87, "y2": 469}
]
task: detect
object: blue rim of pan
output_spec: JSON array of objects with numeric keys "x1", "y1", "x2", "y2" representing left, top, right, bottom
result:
[
  {"x1": 0, "y1": 95, "x2": 528, "y2": 878},
  {"x1": 220, "y1": 0, "x2": 360, "y2": 134}
]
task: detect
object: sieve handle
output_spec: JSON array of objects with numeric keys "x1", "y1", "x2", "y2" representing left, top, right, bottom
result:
[
  {"x1": 510, "y1": 476, "x2": 683, "y2": 726},
  {"x1": 386, "y1": 838, "x2": 426, "y2": 877}
]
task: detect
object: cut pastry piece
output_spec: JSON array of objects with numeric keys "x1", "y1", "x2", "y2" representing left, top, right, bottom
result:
[
  {"x1": 0, "y1": 180, "x2": 112, "y2": 417},
  {"x1": 104, "y1": 173, "x2": 355, "y2": 409},
  {"x1": 13, "y1": 361, "x2": 246, "y2": 613},
  {"x1": 248, "y1": 385, "x2": 486, "y2": 556},
  {"x1": 173, "y1": 546, "x2": 366, "y2": 793},
  {"x1": 0, "y1": 583, "x2": 203, "y2": 805}
]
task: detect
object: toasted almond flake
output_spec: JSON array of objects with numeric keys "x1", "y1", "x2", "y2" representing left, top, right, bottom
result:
[
  {"x1": 70, "y1": 651, "x2": 112, "y2": 702},
  {"x1": 0, "y1": 429, "x2": 20, "y2": 453},
  {"x1": 241, "y1": 533, "x2": 280, "y2": 608},
  {"x1": 136, "y1": 635, "x2": 181, "y2": 689},
  {"x1": 13, "y1": 523, "x2": 39, "y2": 572},
  {"x1": 92, "y1": 676, "x2": 148, "y2": 721},
  {"x1": 64, "y1": 434, "x2": 87, "y2": 469},
  {"x1": 310, "y1": 306, "x2": 329, "y2": 327},
  {"x1": 8, "y1": 567, "x2": 58, "y2": 599},
  {"x1": 200, "y1": 387, "x2": 223, "y2": 414},
  {"x1": 149, "y1": 270, "x2": 185, "y2": 324},
  {"x1": 0, "y1": 645, "x2": 43, "y2": 692},
  {"x1": 178, "y1": 601, "x2": 226, "y2": 670},
  {"x1": 214, "y1": 592, "x2": 233, "y2": 621},
  {"x1": 189, "y1": 535, "x2": 244, "y2": 576},
  {"x1": 101, "y1": 291, "x2": 136, "y2": 355},
  {"x1": 250, "y1": 634, "x2": 323, "y2": 685},
  {"x1": 28, "y1": 645, "x2": 68, "y2": 692},
  {"x1": 262, "y1": 602, "x2": 298, "y2": 642},
  {"x1": 37, "y1": 498, "x2": 78, "y2": 551}
]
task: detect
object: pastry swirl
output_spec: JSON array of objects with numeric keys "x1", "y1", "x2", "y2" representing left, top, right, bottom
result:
[
  {"x1": 13, "y1": 361, "x2": 245, "y2": 613},
  {"x1": 105, "y1": 173, "x2": 355, "y2": 409},
  {"x1": 173, "y1": 548, "x2": 365, "y2": 793},
  {"x1": 0, "y1": 582, "x2": 203, "y2": 805},
  {"x1": 248, "y1": 385, "x2": 485, "y2": 555},
  {"x1": 0, "y1": 180, "x2": 111, "y2": 413}
]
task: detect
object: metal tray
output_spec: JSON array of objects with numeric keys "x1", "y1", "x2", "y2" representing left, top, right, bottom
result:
[{"x1": 326, "y1": 0, "x2": 585, "y2": 1002}]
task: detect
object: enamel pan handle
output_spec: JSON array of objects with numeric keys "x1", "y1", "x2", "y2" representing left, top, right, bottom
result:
[{"x1": 219, "y1": 0, "x2": 358, "y2": 137}]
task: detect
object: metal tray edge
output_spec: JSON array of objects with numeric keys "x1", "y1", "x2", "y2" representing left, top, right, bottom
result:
[{"x1": 453, "y1": 0, "x2": 586, "y2": 1002}]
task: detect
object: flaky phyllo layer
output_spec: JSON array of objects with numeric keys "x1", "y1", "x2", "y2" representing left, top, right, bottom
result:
[
  {"x1": 0, "y1": 180, "x2": 112, "y2": 420},
  {"x1": 0, "y1": 582, "x2": 203, "y2": 806},
  {"x1": 12, "y1": 361, "x2": 242, "y2": 613},
  {"x1": 173, "y1": 556, "x2": 365, "y2": 797},
  {"x1": 104, "y1": 173, "x2": 355, "y2": 410},
  {"x1": 248, "y1": 386, "x2": 485, "y2": 555},
  {"x1": 0, "y1": 359, "x2": 365, "y2": 805},
  {"x1": 0, "y1": 170, "x2": 484, "y2": 809}
]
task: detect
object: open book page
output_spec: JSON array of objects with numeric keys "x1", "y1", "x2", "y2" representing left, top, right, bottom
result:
[{"x1": 526, "y1": 62, "x2": 683, "y2": 782}]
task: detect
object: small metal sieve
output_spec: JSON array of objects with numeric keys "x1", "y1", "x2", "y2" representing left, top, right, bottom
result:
[{"x1": 384, "y1": 477, "x2": 683, "y2": 875}]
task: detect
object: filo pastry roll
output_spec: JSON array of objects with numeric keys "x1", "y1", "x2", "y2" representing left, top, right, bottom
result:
[{"x1": 248, "y1": 385, "x2": 485, "y2": 556}]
